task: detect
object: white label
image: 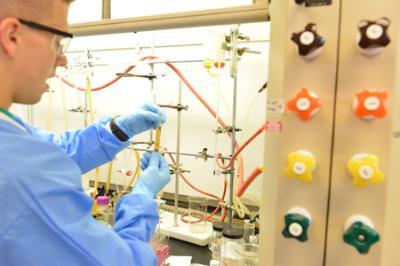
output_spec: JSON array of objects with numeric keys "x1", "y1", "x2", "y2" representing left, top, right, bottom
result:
[
  {"x1": 289, "y1": 223, "x2": 303, "y2": 237},
  {"x1": 358, "y1": 165, "x2": 374, "y2": 180},
  {"x1": 364, "y1": 96, "x2": 380, "y2": 111},
  {"x1": 366, "y1": 24, "x2": 384, "y2": 40},
  {"x1": 300, "y1": 31, "x2": 315, "y2": 45},
  {"x1": 296, "y1": 98, "x2": 311, "y2": 111},
  {"x1": 293, "y1": 162, "x2": 306, "y2": 175},
  {"x1": 267, "y1": 99, "x2": 285, "y2": 113}
]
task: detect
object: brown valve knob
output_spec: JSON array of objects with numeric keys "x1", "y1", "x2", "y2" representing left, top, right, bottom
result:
[
  {"x1": 357, "y1": 17, "x2": 391, "y2": 56},
  {"x1": 291, "y1": 23, "x2": 325, "y2": 60}
]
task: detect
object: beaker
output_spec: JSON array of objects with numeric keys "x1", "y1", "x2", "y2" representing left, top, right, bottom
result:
[
  {"x1": 235, "y1": 243, "x2": 259, "y2": 266},
  {"x1": 188, "y1": 196, "x2": 208, "y2": 233}
]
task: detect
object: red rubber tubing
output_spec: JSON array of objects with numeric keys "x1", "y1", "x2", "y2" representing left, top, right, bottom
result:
[
  {"x1": 235, "y1": 166, "x2": 263, "y2": 197},
  {"x1": 216, "y1": 122, "x2": 267, "y2": 170},
  {"x1": 166, "y1": 151, "x2": 226, "y2": 222},
  {"x1": 61, "y1": 55, "x2": 256, "y2": 200},
  {"x1": 60, "y1": 55, "x2": 158, "y2": 92}
]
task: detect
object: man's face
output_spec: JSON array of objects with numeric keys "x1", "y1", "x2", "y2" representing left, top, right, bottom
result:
[{"x1": 13, "y1": 0, "x2": 70, "y2": 105}]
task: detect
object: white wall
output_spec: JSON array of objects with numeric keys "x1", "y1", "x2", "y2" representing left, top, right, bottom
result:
[{"x1": 13, "y1": 16, "x2": 270, "y2": 204}]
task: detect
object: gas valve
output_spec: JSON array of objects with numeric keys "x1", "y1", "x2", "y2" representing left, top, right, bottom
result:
[
  {"x1": 291, "y1": 23, "x2": 325, "y2": 60},
  {"x1": 357, "y1": 17, "x2": 391, "y2": 56},
  {"x1": 353, "y1": 90, "x2": 388, "y2": 120},
  {"x1": 287, "y1": 88, "x2": 322, "y2": 121},
  {"x1": 347, "y1": 153, "x2": 384, "y2": 188},
  {"x1": 282, "y1": 207, "x2": 312, "y2": 242},
  {"x1": 343, "y1": 215, "x2": 380, "y2": 254},
  {"x1": 285, "y1": 150, "x2": 316, "y2": 182}
]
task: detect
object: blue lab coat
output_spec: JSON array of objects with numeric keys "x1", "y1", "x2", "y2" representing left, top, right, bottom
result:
[{"x1": 0, "y1": 112, "x2": 158, "y2": 266}]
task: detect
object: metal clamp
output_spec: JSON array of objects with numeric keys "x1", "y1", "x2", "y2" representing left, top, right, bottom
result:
[{"x1": 158, "y1": 103, "x2": 188, "y2": 111}]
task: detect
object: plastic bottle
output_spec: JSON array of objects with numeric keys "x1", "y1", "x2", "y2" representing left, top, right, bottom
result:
[{"x1": 96, "y1": 196, "x2": 113, "y2": 227}]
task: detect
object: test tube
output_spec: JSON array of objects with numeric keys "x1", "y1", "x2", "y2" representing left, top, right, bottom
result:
[{"x1": 154, "y1": 125, "x2": 161, "y2": 152}]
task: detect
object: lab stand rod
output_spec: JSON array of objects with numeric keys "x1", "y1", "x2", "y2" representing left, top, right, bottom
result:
[
  {"x1": 227, "y1": 26, "x2": 240, "y2": 226},
  {"x1": 131, "y1": 147, "x2": 232, "y2": 161},
  {"x1": 174, "y1": 80, "x2": 183, "y2": 227},
  {"x1": 65, "y1": 39, "x2": 268, "y2": 55},
  {"x1": 67, "y1": 58, "x2": 239, "y2": 69}
]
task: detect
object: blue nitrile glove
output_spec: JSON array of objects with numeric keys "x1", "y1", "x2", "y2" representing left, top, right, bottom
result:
[
  {"x1": 115, "y1": 103, "x2": 166, "y2": 138},
  {"x1": 132, "y1": 152, "x2": 171, "y2": 197}
]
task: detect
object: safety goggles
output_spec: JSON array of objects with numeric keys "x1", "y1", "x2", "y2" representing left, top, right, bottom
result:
[{"x1": 18, "y1": 18, "x2": 74, "y2": 57}]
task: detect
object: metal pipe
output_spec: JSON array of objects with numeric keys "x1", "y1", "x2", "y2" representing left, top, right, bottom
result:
[
  {"x1": 131, "y1": 147, "x2": 232, "y2": 160},
  {"x1": 70, "y1": 4, "x2": 268, "y2": 36},
  {"x1": 228, "y1": 26, "x2": 240, "y2": 226},
  {"x1": 65, "y1": 39, "x2": 269, "y2": 55},
  {"x1": 66, "y1": 58, "x2": 241, "y2": 68},
  {"x1": 174, "y1": 80, "x2": 183, "y2": 227}
]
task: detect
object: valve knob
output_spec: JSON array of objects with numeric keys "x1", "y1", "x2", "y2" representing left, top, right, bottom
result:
[
  {"x1": 357, "y1": 17, "x2": 391, "y2": 56},
  {"x1": 291, "y1": 23, "x2": 325, "y2": 60},
  {"x1": 347, "y1": 153, "x2": 384, "y2": 188},
  {"x1": 343, "y1": 215, "x2": 380, "y2": 254},
  {"x1": 285, "y1": 150, "x2": 316, "y2": 182},
  {"x1": 353, "y1": 90, "x2": 388, "y2": 120},
  {"x1": 282, "y1": 207, "x2": 312, "y2": 242},
  {"x1": 117, "y1": 168, "x2": 133, "y2": 176},
  {"x1": 287, "y1": 88, "x2": 322, "y2": 121}
]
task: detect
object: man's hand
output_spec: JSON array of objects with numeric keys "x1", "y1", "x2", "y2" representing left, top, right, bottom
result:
[
  {"x1": 132, "y1": 152, "x2": 171, "y2": 197},
  {"x1": 115, "y1": 103, "x2": 166, "y2": 138}
]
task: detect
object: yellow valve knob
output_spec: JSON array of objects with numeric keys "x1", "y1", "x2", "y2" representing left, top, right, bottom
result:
[
  {"x1": 284, "y1": 150, "x2": 316, "y2": 182},
  {"x1": 347, "y1": 153, "x2": 384, "y2": 188}
]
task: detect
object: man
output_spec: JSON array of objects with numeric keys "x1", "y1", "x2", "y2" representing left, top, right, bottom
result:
[{"x1": 0, "y1": 0, "x2": 171, "y2": 265}]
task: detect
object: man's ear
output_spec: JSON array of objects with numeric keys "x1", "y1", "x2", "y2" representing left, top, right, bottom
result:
[{"x1": 0, "y1": 17, "x2": 20, "y2": 58}]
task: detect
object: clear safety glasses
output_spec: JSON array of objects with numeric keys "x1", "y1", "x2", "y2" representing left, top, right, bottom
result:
[{"x1": 18, "y1": 18, "x2": 74, "y2": 57}]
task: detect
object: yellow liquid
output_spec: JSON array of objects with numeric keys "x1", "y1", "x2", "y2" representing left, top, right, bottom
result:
[{"x1": 154, "y1": 126, "x2": 161, "y2": 151}]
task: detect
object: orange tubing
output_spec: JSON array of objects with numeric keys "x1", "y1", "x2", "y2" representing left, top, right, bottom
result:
[
  {"x1": 60, "y1": 56, "x2": 158, "y2": 92},
  {"x1": 216, "y1": 122, "x2": 267, "y2": 170},
  {"x1": 60, "y1": 55, "x2": 266, "y2": 199},
  {"x1": 236, "y1": 166, "x2": 263, "y2": 197},
  {"x1": 164, "y1": 62, "x2": 244, "y2": 180},
  {"x1": 166, "y1": 151, "x2": 227, "y2": 222}
]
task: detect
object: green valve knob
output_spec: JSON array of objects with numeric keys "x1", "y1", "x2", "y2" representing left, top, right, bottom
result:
[
  {"x1": 282, "y1": 207, "x2": 311, "y2": 242},
  {"x1": 343, "y1": 215, "x2": 380, "y2": 254}
]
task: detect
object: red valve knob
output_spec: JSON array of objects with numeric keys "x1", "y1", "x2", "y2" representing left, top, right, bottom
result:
[
  {"x1": 287, "y1": 88, "x2": 322, "y2": 121},
  {"x1": 353, "y1": 90, "x2": 388, "y2": 120}
]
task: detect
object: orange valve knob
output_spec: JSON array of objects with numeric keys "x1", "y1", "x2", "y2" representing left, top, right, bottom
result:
[
  {"x1": 353, "y1": 90, "x2": 388, "y2": 120},
  {"x1": 287, "y1": 88, "x2": 321, "y2": 121}
]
